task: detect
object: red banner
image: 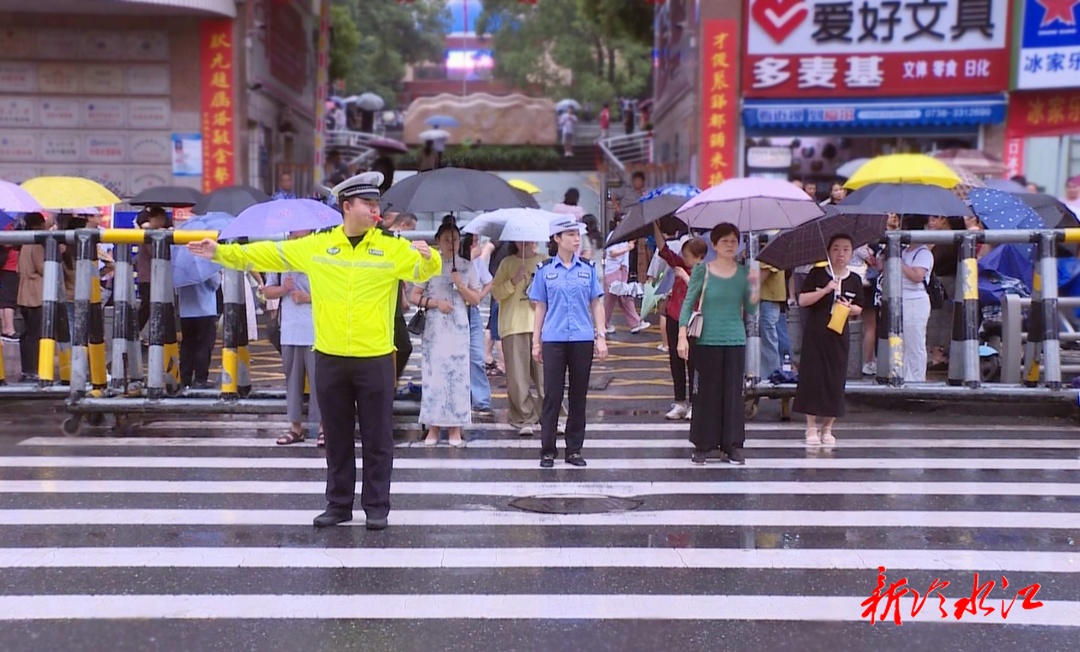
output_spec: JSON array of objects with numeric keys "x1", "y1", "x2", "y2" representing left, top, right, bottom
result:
[
  {"x1": 201, "y1": 20, "x2": 236, "y2": 193},
  {"x1": 1004, "y1": 137, "x2": 1024, "y2": 181},
  {"x1": 1007, "y1": 89, "x2": 1080, "y2": 138},
  {"x1": 699, "y1": 19, "x2": 738, "y2": 189}
]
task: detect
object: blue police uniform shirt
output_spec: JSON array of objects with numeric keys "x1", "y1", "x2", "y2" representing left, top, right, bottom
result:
[{"x1": 528, "y1": 254, "x2": 604, "y2": 343}]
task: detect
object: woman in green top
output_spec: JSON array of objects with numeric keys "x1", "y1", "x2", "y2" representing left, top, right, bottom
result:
[{"x1": 677, "y1": 223, "x2": 759, "y2": 466}]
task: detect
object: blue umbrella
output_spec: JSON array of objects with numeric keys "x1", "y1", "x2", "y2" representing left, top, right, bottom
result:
[
  {"x1": 608, "y1": 184, "x2": 701, "y2": 245},
  {"x1": 425, "y1": 114, "x2": 460, "y2": 128},
  {"x1": 171, "y1": 212, "x2": 233, "y2": 288},
  {"x1": 218, "y1": 198, "x2": 342, "y2": 240},
  {"x1": 970, "y1": 188, "x2": 1045, "y2": 260},
  {"x1": 0, "y1": 210, "x2": 13, "y2": 231}
]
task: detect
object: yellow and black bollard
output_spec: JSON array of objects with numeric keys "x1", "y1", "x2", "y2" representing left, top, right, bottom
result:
[
  {"x1": 220, "y1": 268, "x2": 243, "y2": 400},
  {"x1": 1026, "y1": 232, "x2": 1062, "y2": 389},
  {"x1": 877, "y1": 232, "x2": 905, "y2": 386},
  {"x1": 37, "y1": 237, "x2": 71, "y2": 387},
  {"x1": 146, "y1": 233, "x2": 180, "y2": 399},
  {"x1": 947, "y1": 234, "x2": 980, "y2": 388},
  {"x1": 159, "y1": 243, "x2": 181, "y2": 394},
  {"x1": 108, "y1": 243, "x2": 144, "y2": 395},
  {"x1": 237, "y1": 283, "x2": 252, "y2": 399}
]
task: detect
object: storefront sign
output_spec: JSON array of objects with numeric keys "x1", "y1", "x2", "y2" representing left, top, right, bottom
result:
[
  {"x1": 201, "y1": 20, "x2": 235, "y2": 192},
  {"x1": 1007, "y1": 88, "x2": 1080, "y2": 137},
  {"x1": 85, "y1": 135, "x2": 127, "y2": 163},
  {"x1": 0, "y1": 99, "x2": 35, "y2": 128},
  {"x1": 0, "y1": 133, "x2": 36, "y2": 161},
  {"x1": 747, "y1": 146, "x2": 794, "y2": 169},
  {"x1": 699, "y1": 19, "x2": 738, "y2": 188},
  {"x1": 40, "y1": 133, "x2": 81, "y2": 162},
  {"x1": 1017, "y1": 0, "x2": 1080, "y2": 89},
  {"x1": 37, "y1": 63, "x2": 81, "y2": 94},
  {"x1": 84, "y1": 100, "x2": 126, "y2": 129},
  {"x1": 39, "y1": 99, "x2": 81, "y2": 128},
  {"x1": 0, "y1": 63, "x2": 36, "y2": 93},
  {"x1": 743, "y1": 95, "x2": 1007, "y2": 129},
  {"x1": 82, "y1": 65, "x2": 126, "y2": 95},
  {"x1": 744, "y1": 0, "x2": 1010, "y2": 98},
  {"x1": 128, "y1": 99, "x2": 171, "y2": 129}
]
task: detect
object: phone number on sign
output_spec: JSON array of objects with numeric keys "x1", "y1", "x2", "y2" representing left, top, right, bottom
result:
[{"x1": 923, "y1": 107, "x2": 994, "y2": 120}]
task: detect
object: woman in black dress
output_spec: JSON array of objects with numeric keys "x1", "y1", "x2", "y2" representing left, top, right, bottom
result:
[{"x1": 793, "y1": 234, "x2": 864, "y2": 446}]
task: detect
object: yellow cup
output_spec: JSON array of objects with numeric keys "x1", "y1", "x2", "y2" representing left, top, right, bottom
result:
[{"x1": 827, "y1": 301, "x2": 850, "y2": 334}]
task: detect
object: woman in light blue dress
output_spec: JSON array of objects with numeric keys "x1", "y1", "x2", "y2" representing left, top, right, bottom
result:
[{"x1": 409, "y1": 220, "x2": 481, "y2": 446}]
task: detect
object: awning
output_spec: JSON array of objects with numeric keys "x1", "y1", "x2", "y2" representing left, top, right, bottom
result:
[
  {"x1": 0, "y1": 0, "x2": 236, "y2": 16},
  {"x1": 742, "y1": 95, "x2": 1007, "y2": 131}
]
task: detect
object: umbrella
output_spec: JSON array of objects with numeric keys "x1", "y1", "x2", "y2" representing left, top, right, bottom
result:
[
  {"x1": 931, "y1": 148, "x2": 1007, "y2": 176},
  {"x1": 758, "y1": 205, "x2": 891, "y2": 271},
  {"x1": 462, "y1": 207, "x2": 563, "y2": 242},
  {"x1": 191, "y1": 185, "x2": 270, "y2": 216},
  {"x1": 970, "y1": 188, "x2": 1045, "y2": 260},
  {"x1": 1017, "y1": 193, "x2": 1079, "y2": 229},
  {"x1": 940, "y1": 161, "x2": 985, "y2": 201},
  {"x1": 128, "y1": 185, "x2": 204, "y2": 208},
  {"x1": 171, "y1": 212, "x2": 232, "y2": 288},
  {"x1": 839, "y1": 183, "x2": 971, "y2": 218},
  {"x1": 424, "y1": 115, "x2": 460, "y2": 128},
  {"x1": 353, "y1": 92, "x2": 384, "y2": 111},
  {"x1": 219, "y1": 198, "x2": 342, "y2": 241},
  {"x1": 555, "y1": 99, "x2": 581, "y2": 112},
  {"x1": 418, "y1": 128, "x2": 450, "y2": 142},
  {"x1": 640, "y1": 281, "x2": 662, "y2": 318},
  {"x1": 984, "y1": 178, "x2": 1030, "y2": 194},
  {"x1": 0, "y1": 179, "x2": 44, "y2": 213},
  {"x1": 21, "y1": 176, "x2": 121, "y2": 210},
  {"x1": 843, "y1": 154, "x2": 961, "y2": 190},
  {"x1": 836, "y1": 158, "x2": 870, "y2": 179},
  {"x1": 675, "y1": 177, "x2": 824, "y2": 232},
  {"x1": 381, "y1": 168, "x2": 534, "y2": 214},
  {"x1": 366, "y1": 135, "x2": 409, "y2": 154},
  {"x1": 513, "y1": 189, "x2": 540, "y2": 209},
  {"x1": 609, "y1": 184, "x2": 700, "y2": 245},
  {"x1": 508, "y1": 179, "x2": 541, "y2": 195},
  {"x1": 0, "y1": 210, "x2": 13, "y2": 231}
]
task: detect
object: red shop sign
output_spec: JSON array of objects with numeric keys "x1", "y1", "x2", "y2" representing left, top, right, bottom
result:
[{"x1": 743, "y1": 0, "x2": 1011, "y2": 98}]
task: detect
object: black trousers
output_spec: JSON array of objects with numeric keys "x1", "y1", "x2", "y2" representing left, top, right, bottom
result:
[
  {"x1": 540, "y1": 341, "x2": 593, "y2": 458},
  {"x1": 393, "y1": 311, "x2": 412, "y2": 381},
  {"x1": 179, "y1": 316, "x2": 217, "y2": 386},
  {"x1": 316, "y1": 352, "x2": 395, "y2": 518},
  {"x1": 137, "y1": 282, "x2": 151, "y2": 334},
  {"x1": 19, "y1": 306, "x2": 42, "y2": 377},
  {"x1": 665, "y1": 315, "x2": 695, "y2": 403},
  {"x1": 689, "y1": 344, "x2": 746, "y2": 454}
]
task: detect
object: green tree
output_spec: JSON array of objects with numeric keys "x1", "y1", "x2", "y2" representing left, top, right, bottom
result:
[
  {"x1": 476, "y1": 0, "x2": 654, "y2": 107},
  {"x1": 330, "y1": 0, "x2": 450, "y2": 107}
]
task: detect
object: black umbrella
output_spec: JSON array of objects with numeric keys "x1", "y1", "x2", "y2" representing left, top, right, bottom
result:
[
  {"x1": 758, "y1": 205, "x2": 891, "y2": 271},
  {"x1": 1016, "y1": 192, "x2": 1079, "y2": 229},
  {"x1": 983, "y1": 178, "x2": 1029, "y2": 194},
  {"x1": 608, "y1": 194, "x2": 692, "y2": 246},
  {"x1": 380, "y1": 168, "x2": 533, "y2": 213},
  {"x1": 514, "y1": 188, "x2": 540, "y2": 209},
  {"x1": 839, "y1": 183, "x2": 971, "y2": 218},
  {"x1": 128, "y1": 185, "x2": 204, "y2": 208},
  {"x1": 192, "y1": 185, "x2": 270, "y2": 216}
]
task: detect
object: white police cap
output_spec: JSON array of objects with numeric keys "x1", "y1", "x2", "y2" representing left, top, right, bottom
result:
[
  {"x1": 549, "y1": 216, "x2": 586, "y2": 237},
  {"x1": 332, "y1": 172, "x2": 385, "y2": 200}
]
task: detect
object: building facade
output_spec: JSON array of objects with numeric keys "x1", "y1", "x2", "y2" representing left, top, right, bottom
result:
[{"x1": 0, "y1": 0, "x2": 320, "y2": 198}]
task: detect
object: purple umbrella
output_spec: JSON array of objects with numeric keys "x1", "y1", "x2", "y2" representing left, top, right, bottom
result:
[
  {"x1": 0, "y1": 179, "x2": 44, "y2": 213},
  {"x1": 218, "y1": 198, "x2": 342, "y2": 240},
  {"x1": 675, "y1": 177, "x2": 824, "y2": 232}
]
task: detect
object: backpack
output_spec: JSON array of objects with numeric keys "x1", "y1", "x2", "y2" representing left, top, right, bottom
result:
[{"x1": 924, "y1": 272, "x2": 948, "y2": 310}]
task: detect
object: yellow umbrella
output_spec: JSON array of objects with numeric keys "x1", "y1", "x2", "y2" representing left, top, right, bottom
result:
[
  {"x1": 843, "y1": 154, "x2": 961, "y2": 191},
  {"x1": 507, "y1": 179, "x2": 541, "y2": 195},
  {"x1": 21, "y1": 176, "x2": 121, "y2": 211}
]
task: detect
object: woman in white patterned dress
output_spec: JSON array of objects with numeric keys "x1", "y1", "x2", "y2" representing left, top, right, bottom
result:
[{"x1": 409, "y1": 220, "x2": 481, "y2": 446}]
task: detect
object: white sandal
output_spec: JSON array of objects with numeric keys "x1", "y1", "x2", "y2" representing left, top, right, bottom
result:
[{"x1": 805, "y1": 427, "x2": 821, "y2": 446}]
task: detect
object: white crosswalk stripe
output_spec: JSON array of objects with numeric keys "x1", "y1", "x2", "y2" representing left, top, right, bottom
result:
[{"x1": 1, "y1": 421, "x2": 1078, "y2": 642}]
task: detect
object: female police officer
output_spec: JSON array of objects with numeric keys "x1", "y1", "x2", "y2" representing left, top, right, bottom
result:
[
  {"x1": 528, "y1": 217, "x2": 608, "y2": 468},
  {"x1": 187, "y1": 172, "x2": 441, "y2": 529}
]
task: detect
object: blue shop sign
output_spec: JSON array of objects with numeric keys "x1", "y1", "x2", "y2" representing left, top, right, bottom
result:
[
  {"x1": 1018, "y1": 0, "x2": 1080, "y2": 90},
  {"x1": 743, "y1": 96, "x2": 1007, "y2": 130}
]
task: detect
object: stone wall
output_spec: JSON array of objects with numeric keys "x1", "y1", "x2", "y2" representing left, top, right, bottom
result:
[{"x1": 402, "y1": 93, "x2": 558, "y2": 146}]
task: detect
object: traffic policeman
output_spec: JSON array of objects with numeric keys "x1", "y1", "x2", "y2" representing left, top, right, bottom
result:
[
  {"x1": 528, "y1": 217, "x2": 608, "y2": 468},
  {"x1": 188, "y1": 172, "x2": 441, "y2": 529}
]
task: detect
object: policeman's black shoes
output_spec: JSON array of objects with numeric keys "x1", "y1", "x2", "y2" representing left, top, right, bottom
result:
[
  {"x1": 540, "y1": 455, "x2": 555, "y2": 468},
  {"x1": 313, "y1": 509, "x2": 352, "y2": 528},
  {"x1": 365, "y1": 516, "x2": 389, "y2": 531}
]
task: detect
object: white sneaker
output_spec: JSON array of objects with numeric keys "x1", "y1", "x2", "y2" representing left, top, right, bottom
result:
[
  {"x1": 630, "y1": 321, "x2": 651, "y2": 334},
  {"x1": 862, "y1": 361, "x2": 877, "y2": 376},
  {"x1": 665, "y1": 403, "x2": 688, "y2": 420},
  {"x1": 685, "y1": 405, "x2": 693, "y2": 421},
  {"x1": 657, "y1": 344, "x2": 669, "y2": 353},
  {"x1": 518, "y1": 425, "x2": 534, "y2": 436},
  {"x1": 606, "y1": 326, "x2": 616, "y2": 335}
]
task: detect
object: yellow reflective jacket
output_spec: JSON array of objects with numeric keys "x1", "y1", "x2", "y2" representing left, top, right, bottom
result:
[{"x1": 214, "y1": 226, "x2": 442, "y2": 358}]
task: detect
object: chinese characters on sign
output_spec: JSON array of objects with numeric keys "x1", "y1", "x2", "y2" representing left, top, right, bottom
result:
[
  {"x1": 699, "y1": 19, "x2": 738, "y2": 189},
  {"x1": 1017, "y1": 0, "x2": 1080, "y2": 89},
  {"x1": 744, "y1": 0, "x2": 1010, "y2": 97},
  {"x1": 200, "y1": 20, "x2": 235, "y2": 193},
  {"x1": 1007, "y1": 89, "x2": 1080, "y2": 137},
  {"x1": 861, "y1": 566, "x2": 1043, "y2": 625}
]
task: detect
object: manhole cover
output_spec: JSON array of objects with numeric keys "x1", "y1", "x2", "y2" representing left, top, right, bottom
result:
[{"x1": 509, "y1": 494, "x2": 644, "y2": 514}]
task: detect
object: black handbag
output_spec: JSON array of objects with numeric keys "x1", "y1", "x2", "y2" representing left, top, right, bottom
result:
[
  {"x1": 924, "y1": 273, "x2": 948, "y2": 310},
  {"x1": 407, "y1": 309, "x2": 426, "y2": 336}
]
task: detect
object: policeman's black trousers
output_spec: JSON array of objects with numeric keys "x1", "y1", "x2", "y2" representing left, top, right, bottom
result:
[
  {"x1": 540, "y1": 341, "x2": 593, "y2": 458},
  {"x1": 179, "y1": 316, "x2": 217, "y2": 386},
  {"x1": 315, "y1": 352, "x2": 395, "y2": 519},
  {"x1": 393, "y1": 312, "x2": 412, "y2": 381}
]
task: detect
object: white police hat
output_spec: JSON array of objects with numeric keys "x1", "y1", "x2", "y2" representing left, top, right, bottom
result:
[
  {"x1": 549, "y1": 216, "x2": 587, "y2": 237},
  {"x1": 332, "y1": 172, "x2": 385, "y2": 200}
]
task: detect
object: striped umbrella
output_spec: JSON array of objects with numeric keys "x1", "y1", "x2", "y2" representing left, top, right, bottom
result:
[{"x1": 931, "y1": 148, "x2": 1007, "y2": 177}]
